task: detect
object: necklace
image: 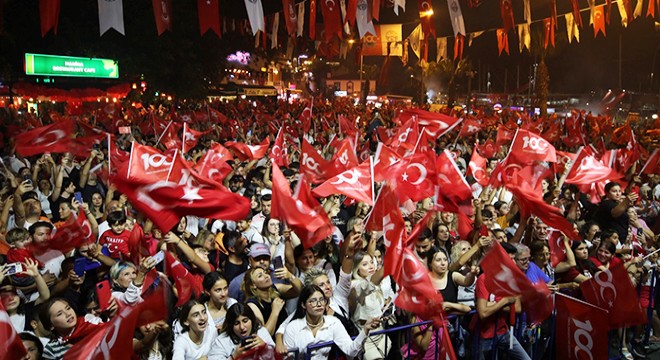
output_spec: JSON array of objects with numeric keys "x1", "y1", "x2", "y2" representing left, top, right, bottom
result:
[{"x1": 306, "y1": 317, "x2": 324, "y2": 329}]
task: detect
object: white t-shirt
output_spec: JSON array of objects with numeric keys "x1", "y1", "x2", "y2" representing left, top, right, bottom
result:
[
  {"x1": 207, "y1": 327, "x2": 273, "y2": 359},
  {"x1": 172, "y1": 321, "x2": 218, "y2": 360}
]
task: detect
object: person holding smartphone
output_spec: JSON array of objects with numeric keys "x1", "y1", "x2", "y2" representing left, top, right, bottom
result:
[
  {"x1": 208, "y1": 303, "x2": 274, "y2": 360},
  {"x1": 283, "y1": 285, "x2": 380, "y2": 360}
]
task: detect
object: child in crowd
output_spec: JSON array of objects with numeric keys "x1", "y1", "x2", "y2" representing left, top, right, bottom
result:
[{"x1": 98, "y1": 210, "x2": 131, "y2": 260}]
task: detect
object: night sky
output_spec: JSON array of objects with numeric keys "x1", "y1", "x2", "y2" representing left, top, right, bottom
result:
[{"x1": 1, "y1": 0, "x2": 658, "y2": 95}]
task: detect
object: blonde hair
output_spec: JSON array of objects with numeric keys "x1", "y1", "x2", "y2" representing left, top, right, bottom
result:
[{"x1": 241, "y1": 267, "x2": 279, "y2": 301}]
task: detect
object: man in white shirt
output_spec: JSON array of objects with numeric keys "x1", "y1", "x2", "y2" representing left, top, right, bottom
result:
[{"x1": 250, "y1": 194, "x2": 271, "y2": 234}]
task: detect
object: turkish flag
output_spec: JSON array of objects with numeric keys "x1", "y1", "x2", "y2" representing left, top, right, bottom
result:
[
  {"x1": 39, "y1": 0, "x2": 60, "y2": 36},
  {"x1": 641, "y1": 148, "x2": 660, "y2": 175},
  {"x1": 282, "y1": 0, "x2": 298, "y2": 35},
  {"x1": 376, "y1": 126, "x2": 396, "y2": 144},
  {"x1": 380, "y1": 197, "x2": 405, "y2": 279},
  {"x1": 481, "y1": 242, "x2": 553, "y2": 323},
  {"x1": 164, "y1": 251, "x2": 204, "y2": 307},
  {"x1": 541, "y1": 121, "x2": 561, "y2": 143},
  {"x1": 390, "y1": 151, "x2": 437, "y2": 202},
  {"x1": 508, "y1": 129, "x2": 557, "y2": 164},
  {"x1": 345, "y1": 0, "x2": 358, "y2": 25},
  {"x1": 500, "y1": 0, "x2": 515, "y2": 32},
  {"x1": 63, "y1": 282, "x2": 169, "y2": 360},
  {"x1": 476, "y1": 139, "x2": 497, "y2": 159},
  {"x1": 398, "y1": 108, "x2": 463, "y2": 138},
  {"x1": 15, "y1": 118, "x2": 75, "y2": 156},
  {"x1": 338, "y1": 115, "x2": 359, "y2": 137},
  {"x1": 580, "y1": 264, "x2": 647, "y2": 329},
  {"x1": 198, "y1": 0, "x2": 221, "y2": 36},
  {"x1": 208, "y1": 107, "x2": 229, "y2": 124},
  {"x1": 0, "y1": 302, "x2": 28, "y2": 360},
  {"x1": 365, "y1": 183, "x2": 400, "y2": 232},
  {"x1": 113, "y1": 157, "x2": 250, "y2": 233},
  {"x1": 194, "y1": 143, "x2": 234, "y2": 183},
  {"x1": 389, "y1": 117, "x2": 420, "y2": 155},
  {"x1": 159, "y1": 122, "x2": 182, "y2": 151},
  {"x1": 414, "y1": 130, "x2": 434, "y2": 154},
  {"x1": 225, "y1": 137, "x2": 270, "y2": 161},
  {"x1": 269, "y1": 129, "x2": 290, "y2": 167},
  {"x1": 313, "y1": 158, "x2": 374, "y2": 205},
  {"x1": 565, "y1": 147, "x2": 623, "y2": 186},
  {"x1": 301, "y1": 138, "x2": 333, "y2": 184},
  {"x1": 39, "y1": 215, "x2": 87, "y2": 254},
  {"x1": 515, "y1": 162, "x2": 554, "y2": 194},
  {"x1": 272, "y1": 166, "x2": 333, "y2": 248},
  {"x1": 182, "y1": 123, "x2": 210, "y2": 153},
  {"x1": 506, "y1": 173, "x2": 579, "y2": 239},
  {"x1": 373, "y1": 142, "x2": 401, "y2": 182},
  {"x1": 555, "y1": 151, "x2": 577, "y2": 175},
  {"x1": 555, "y1": 294, "x2": 609, "y2": 360},
  {"x1": 458, "y1": 117, "x2": 482, "y2": 137},
  {"x1": 320, "y1": 0, "x2": 343, "y2": 42},
  {"x1": 152, "y1": 0, "x2": 173, "y2": 35},
  {"x1": 330, "y1": 138, "x2": 359, "y2": 176},
  {"x1": 547, "y1": 230, "x2": 567, "y2": 267},
  {"x1": 467, "y1": 147, "x2": 488, "y2": 186},
  {"x1": 393, "y1": 248, "x2": 449, "y2": 330},
  {"x1": 127, "y1": 142, "x2": 179, "y2": 183},
  {"x1": 435, "y1": 150, "x2": 473, "y2": 214}
]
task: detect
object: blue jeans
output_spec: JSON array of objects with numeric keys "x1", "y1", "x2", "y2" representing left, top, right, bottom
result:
[{"x1": 479, "y1": 331, "x2": 531, "y2": 360}]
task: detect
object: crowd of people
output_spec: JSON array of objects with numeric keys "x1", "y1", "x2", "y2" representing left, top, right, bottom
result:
[{"x1": 0, "y1": 97, "x2": 659, "y2": 360}]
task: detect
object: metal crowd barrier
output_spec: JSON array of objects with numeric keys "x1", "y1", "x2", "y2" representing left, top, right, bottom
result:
[{"x1": 294, "y1": 270, "x2": 660, "y2": 360}]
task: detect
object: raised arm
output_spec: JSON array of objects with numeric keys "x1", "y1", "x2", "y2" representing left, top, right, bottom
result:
[{"x1": 163, "y1": 232, "x2": 212, "y2": 274}]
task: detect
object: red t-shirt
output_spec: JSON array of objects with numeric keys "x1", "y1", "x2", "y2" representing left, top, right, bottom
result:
[
  {"x1": 473, "y1": 274, "x2": 510, "y2": 339},
  {"x1": 99, "y1": 229, "x2": 131, "y2": 259},
  {"x1": 589, "y1": 256, "x2": 623, "y2": 269}
]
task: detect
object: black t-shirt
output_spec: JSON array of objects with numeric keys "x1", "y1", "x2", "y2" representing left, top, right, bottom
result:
[
  {"x1": 81, "y1": 182, "x2": 107, "y2": 205},
  {"x1": 223, "y1": 260, "x2": 248, "y2": 281},
  {"x1": 596, "y1": 199, "x2": 629, "y2": 241},
  {"x1": 49, "y1": 194, "x2": 72, "y2": 222}
]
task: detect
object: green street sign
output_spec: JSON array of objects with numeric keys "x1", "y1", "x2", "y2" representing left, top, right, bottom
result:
[{"x1": 25, "y1": 53, "x2": 119, "y2": 79}]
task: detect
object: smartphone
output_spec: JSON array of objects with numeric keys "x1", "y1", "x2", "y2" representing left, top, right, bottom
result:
[
  {"x1": 637, "y1": 228, "x2": 643, "y2": 236},
  {"x1": 96, "y1": 280, "x2": 112, "y2": 312},
  {"x1": 241, "y1": 336, "x2": 254, "y2": 347},
  {"x1": 272, "y1": 256, "x2": 284, "y2": 270},
  {"x1": 594, "y1": 231, "x2": 602, "y2": 240},
  {"x1": 22, "y1": 175, "x2": 32, "y2": 185},
  {"x1": 5, "y1": 263, "x2": 23, "y2": 275},
  {"x1": 73, "y1": 257, "x2": 86, "y2": 277},
  {"x1": 480, "y1": 225, "x2": 490, "y2": 237},
  {"x1": 381, "y1": 302, "x2": 395, "y2": 319},
  {"x1": 152, "y1": 250, "x2": 166, "y2": 265},
  {"x1": 74, "y1": 192, "x2": 84, "y2": 204}
]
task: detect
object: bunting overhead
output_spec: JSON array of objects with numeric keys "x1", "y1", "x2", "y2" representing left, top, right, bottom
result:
[
  {"x1": 447, "y1": 0, "x2": 466, "y2": 36},
  {"x1": 152, "y1": 0, "x2": 173, "y2": 35},
  {"x1": 244, "y1": 0, "x2": 265, "y2": 35},
  {"x1": 39, "y1": 0, "x2": 61, "y2": 37},
  {"x1": 98, "y1": 0, "x2": 125, "y2": 36},
  {"x1": 361, "y1": 24, "x2": 403, "y2": 56},
  {"x1": 198, "y1": 0, "x2": 221, "y2": 37}
]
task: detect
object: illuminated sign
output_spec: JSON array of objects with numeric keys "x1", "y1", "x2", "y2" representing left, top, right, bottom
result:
[
  {"x1": 244, "y1": 88, "x2": 277, "y2": 96},
  {"x1": 226, "y1": 51, "x2": 250, "y2": 65},
  {"x1": 25, "y1": 53, "x2": 119, "y2": 78}
]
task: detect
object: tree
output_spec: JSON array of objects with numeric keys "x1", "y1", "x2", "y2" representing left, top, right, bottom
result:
[{"x1": 430, "y1": 58, "x2": 473, "y2": 107}]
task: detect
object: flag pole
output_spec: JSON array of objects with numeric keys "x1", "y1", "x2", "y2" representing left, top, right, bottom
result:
[
  {"x1": 155, "y1": 120, "x2": 172, "y2": 146},
  {"x1": 107, "y1": 133, "x2": 112, "y2": 175},
  {"x1": 182, "y1": 123, "x2": 187, "y2": 154},
  {"x1": 166, "y1": 149, "x2": 178, "y2": 182},
  {"x1": 126, "y1": 141, "x2": 135, "y2": 179}
]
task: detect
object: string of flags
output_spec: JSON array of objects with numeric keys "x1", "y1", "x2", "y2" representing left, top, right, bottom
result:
[{"x1": 31, "y1": 0, "x2": 651, "y2": 59}]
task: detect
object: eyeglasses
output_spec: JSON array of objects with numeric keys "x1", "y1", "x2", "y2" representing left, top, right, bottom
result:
[
  {"x1": 307, "y1": 297, "x2": 327, "y2": 306},
  {"x1": 516, "y1": 257, "x2": 531, "y2": 263}
]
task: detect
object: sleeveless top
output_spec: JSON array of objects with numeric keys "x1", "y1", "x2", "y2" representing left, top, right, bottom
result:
[
  {"x1": 247, "y1": 296, "x2": 288, "y2": 330},
  {"x1": 438, "y1": 271, "x2": 460, "y2": 303}
]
